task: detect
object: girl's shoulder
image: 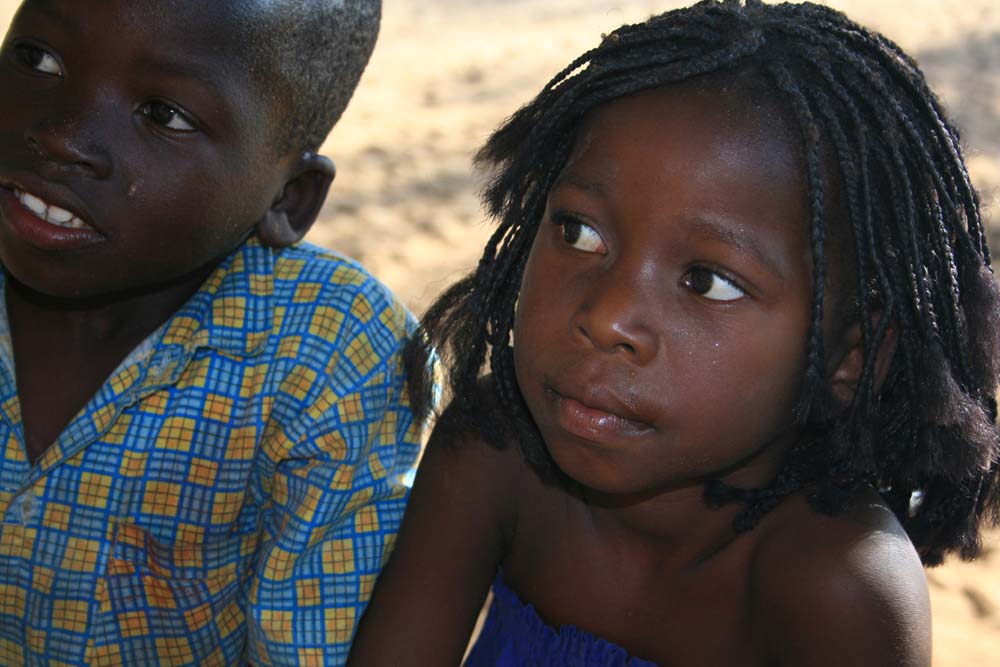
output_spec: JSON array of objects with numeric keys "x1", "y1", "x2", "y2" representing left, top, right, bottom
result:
[
  {"x1": 420, "y1": 376, "x2": 551, "y2": 543},
  {"x1": 348, "y1": 379, "x2": 541, "y2": 665},
  {"x1": 427, "y1": 376, "x2": 534, "y2": 479},
  {"x1": 746, "y1": 488, "x2": 931, "y2": 666}
]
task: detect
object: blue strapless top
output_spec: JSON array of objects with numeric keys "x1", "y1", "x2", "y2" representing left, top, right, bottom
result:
[{"x1": 464, "y1": 572, "x2": 659, "y2": 667}]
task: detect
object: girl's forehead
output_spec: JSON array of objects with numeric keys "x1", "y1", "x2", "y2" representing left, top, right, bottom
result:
[
  {"x1": 571, "y1": 83, "x2": 805, "y2": 191},
  {"x1": 563, "y1": 80, "x2": 859, "y2": 317}
]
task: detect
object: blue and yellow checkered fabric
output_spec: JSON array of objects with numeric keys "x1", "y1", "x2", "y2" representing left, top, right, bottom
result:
[{"x1": 0, "y1": 238, "x2": 423, "y2": 666}]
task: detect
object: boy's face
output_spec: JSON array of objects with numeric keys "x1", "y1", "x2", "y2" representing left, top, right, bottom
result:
[{"x1": 0, "y1": 0, "x2": 295, "y2": 300}]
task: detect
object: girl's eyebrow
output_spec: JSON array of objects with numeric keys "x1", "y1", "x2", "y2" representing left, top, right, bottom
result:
[
  {"x1": 551, "y1": 172, "x2": 787, "y2": 280},
  {"x1": 682, "y1": 215, "x2": 787, "y2": 280},
  {"x1": 551, "y1": 172, "x2": 607, "y2": 197}
]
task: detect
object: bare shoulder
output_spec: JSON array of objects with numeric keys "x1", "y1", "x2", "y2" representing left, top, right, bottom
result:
[
  {"x1": 423, "y1": 377, "x2": 532, "y2": 503},
  {"x1": 748, "y1": 488, "x2": 931, "y2": 667},
  {"x1": 386, "y1": 376, "x2": 531, "y2": 576},
  {"x1": 348, "y1": 379, "x2": 531, "y2": 666}
]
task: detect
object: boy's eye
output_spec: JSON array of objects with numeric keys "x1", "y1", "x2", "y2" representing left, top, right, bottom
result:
[
  {"x1": 557, "y1": 216, "x2": 606, "y2": 253},
  {"x1": 682, "y1": 267, "x2": 745, "y2": 301},
  {"x1": 13, "y1": 43, "x2": 62, "y2": 76},
  {"x1": 139, "y1": 101, "x2": 197, "y2": 132}
]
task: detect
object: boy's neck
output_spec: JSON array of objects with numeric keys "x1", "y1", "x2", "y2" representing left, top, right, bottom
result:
[
  {"x1": 4, "y1": 268, "x2": 213, "y2": 464},
  {"x1": 4, "y1": 268, "x2": 212, "y2": 347}
]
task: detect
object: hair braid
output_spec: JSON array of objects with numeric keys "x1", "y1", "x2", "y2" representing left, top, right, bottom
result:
[
  {"x1": 766, "y1": 61, "x2": 828, "y2": 422},
  {"x1": 414, "y1": 0, "x2": 1000, "y2": 563}
]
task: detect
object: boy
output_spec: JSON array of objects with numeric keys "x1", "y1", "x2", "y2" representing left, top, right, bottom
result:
[{"x1": 0, "y1": 1, "x2": 425, "y2": 665}]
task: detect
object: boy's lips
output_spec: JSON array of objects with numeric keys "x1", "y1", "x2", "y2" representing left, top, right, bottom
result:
[
  {"x1": 11, "y1": 188, "x2": 90, "y2": 230},
  {"x1": 0, "y1": 181, "x2": 102, "y2": 249}
]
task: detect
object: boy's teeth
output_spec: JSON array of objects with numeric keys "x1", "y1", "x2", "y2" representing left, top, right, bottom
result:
[
  {"x1": 14, "y1": 190, "x2": 89, "y2": 230},
  {"x1": 46, "y1": 206, "x2": 74, "y2": 224},
  {"x1": 20, "y1": 191, "x2": 47, "y2": 217}
]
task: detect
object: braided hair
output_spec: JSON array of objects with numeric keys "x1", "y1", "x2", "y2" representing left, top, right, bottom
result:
[{"x1": 412, "y1": 0, "x2": 1000, "y2": 565}]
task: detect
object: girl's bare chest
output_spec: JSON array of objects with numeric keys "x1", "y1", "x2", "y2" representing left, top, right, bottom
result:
[{"x1": 499, "y1": 488, "x2": 770, "y2": 666}]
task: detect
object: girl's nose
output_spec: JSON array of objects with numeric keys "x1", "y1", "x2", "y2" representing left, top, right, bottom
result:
[
  {"x1": 571, "y1": 266, "x2": 659, "y2": 363},
  {"x1": 24, "y1": 104, "x2": 113, "y2": 179}
]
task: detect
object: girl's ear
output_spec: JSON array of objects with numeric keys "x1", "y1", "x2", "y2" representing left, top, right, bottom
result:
[
  {"x1": 828, "y1": 314, "x2": 897, "y2": 405},
  {"x1": 256, "y1": 153, "x2": 336, "y2": 248}
]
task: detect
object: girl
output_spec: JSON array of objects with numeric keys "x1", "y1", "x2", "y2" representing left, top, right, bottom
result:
[{"x1": 350, "y1": 1, "x2": 1000, "y2": 665}]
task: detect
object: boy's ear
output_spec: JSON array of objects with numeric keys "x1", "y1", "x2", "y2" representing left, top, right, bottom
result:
[
  {"x1": 828, "y1": 314, "x2": 897, "y2": 406},
  {"x1": 256, "y1": 153, "x2": 336, "y2": 248}
]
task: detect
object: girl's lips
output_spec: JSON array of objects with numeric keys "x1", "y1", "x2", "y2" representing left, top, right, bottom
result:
[
  {"x1": 0, "y1": 186, "x2": 103, "y2": 250},
  {"x1": 548, "y1": 388, "x2": 654, "y2": 443}
]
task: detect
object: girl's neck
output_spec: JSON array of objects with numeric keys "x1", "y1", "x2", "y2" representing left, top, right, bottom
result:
[
  {"x1": 577, "y1": 485, "x2": 741, "y2": 568},
  {"x1": 573, "y1": 432, "x2": 795, "y2": 567}
]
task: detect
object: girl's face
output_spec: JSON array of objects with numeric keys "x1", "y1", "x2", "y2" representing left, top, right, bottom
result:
[{"x1": 513, "y1": 84, "x2": 820, "y2": 497}]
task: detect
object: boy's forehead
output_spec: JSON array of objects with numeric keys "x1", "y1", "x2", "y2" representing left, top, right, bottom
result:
[
  {"x1": 16, "y1": 0, "x2": 290, "y2": 101},
  {"x1": 13, "y1": 0, "x2": 292, "y2": 142},
  {"x1": 19, "y1": 0, "x2": 274, "y2": 60}
]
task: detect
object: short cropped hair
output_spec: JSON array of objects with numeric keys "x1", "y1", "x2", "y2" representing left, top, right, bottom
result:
[{"x1": 241, "y1": 0, "x2": 381, "y2": 152}]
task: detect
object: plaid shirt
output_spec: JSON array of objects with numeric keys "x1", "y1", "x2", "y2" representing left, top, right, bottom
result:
[{"x1": 0, "y1": 238, "x2": 422, "y2": 666}]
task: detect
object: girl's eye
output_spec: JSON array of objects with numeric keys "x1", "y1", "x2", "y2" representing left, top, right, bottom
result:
[
  {"x1": 557, "y1": 216, "x2": 605, "y2": 253},
  {"x1": 13, "y1": 43, "x2": 62, "y2": 76},
  {"x1": 683, "y1": 267, "x2": 745, "y2": 301},
  {"x1": 140, "y1": 101, "x2": 197, "y2": 132}
]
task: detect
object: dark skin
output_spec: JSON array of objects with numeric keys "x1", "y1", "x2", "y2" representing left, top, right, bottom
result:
[
  {"x1": 349, "y1": 85, "x2": 930, "y2": 666},
  {"x1": 0, "y1": 0, "x2": 335, "y2": 462}
]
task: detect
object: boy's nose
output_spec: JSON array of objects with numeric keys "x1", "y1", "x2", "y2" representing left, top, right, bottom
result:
[
  {"x1": 571, "y1": 266, "x2": 659, "y2": 363},
  {"x1": 24, "y1": 111, "x2": 113, "y2": 180}
]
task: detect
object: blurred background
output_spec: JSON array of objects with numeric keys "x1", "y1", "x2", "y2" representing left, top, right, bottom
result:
[{"x1": 2, "y1": 1, "x2": 997, "y2": 663}]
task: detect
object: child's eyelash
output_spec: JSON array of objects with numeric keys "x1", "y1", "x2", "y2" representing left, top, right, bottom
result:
[
  {"x1": 550, "y1": 211, "x2": 584, "y2": 227},
  {"x1": 138, "y1": 100, "x2": 200, "y2": 133},
  {"x1": 551, "y1": 212, "x2": 605, "y2": 253},
  {"x1": 10, "y1": 41, "x2": 63, "y2": 77},
  {"x1": 682, "y1": 266, "x2": 747, "y2": 302}
]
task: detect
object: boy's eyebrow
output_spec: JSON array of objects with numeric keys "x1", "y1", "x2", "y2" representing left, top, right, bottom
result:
[
  {"x1": 683, "y1": 215, "x2": 787, "y2": 280},
  {"x1": 30, "y1": 3, "x2": 81, "y2": 31},
  {"x1": 132, "y1": 54, "x2": 229, "y2": 89}
]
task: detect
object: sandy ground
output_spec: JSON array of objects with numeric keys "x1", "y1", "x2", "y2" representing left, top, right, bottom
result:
[{"x1": 2, "y1": 1, "x2": 999, "y2": 664}]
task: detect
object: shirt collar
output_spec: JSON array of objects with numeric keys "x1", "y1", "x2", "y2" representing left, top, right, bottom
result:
[{"x1": 157, "y1": 235, "x2": 274, "y2": 358}]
